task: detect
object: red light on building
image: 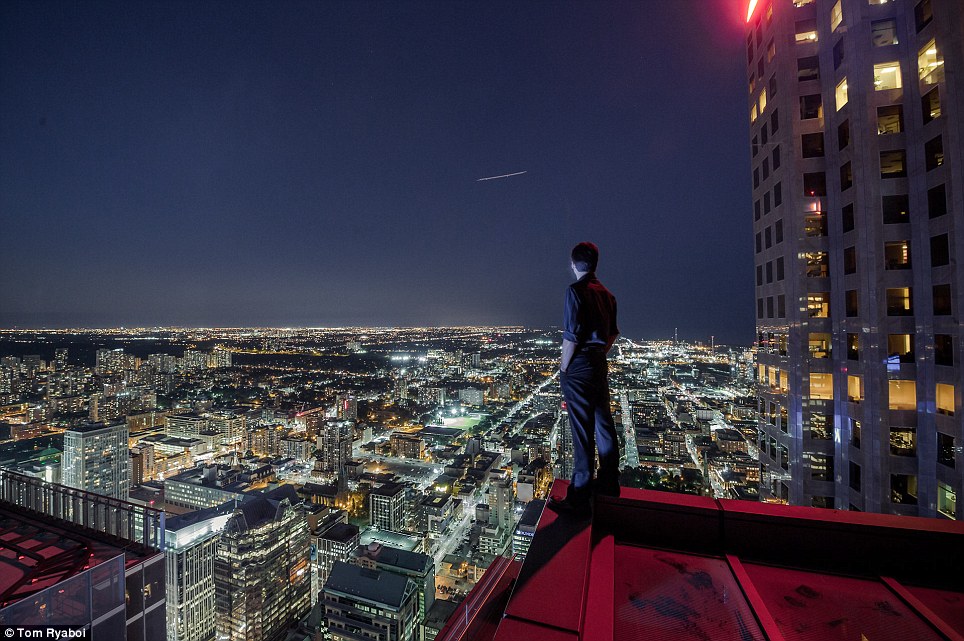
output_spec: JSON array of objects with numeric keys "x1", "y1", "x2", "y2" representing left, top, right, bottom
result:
[{"x1": 746, "y1": 0, "x2": 759, "y2": 22}]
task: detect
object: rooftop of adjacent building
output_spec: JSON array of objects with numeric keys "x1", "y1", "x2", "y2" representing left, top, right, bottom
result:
[
  {"x1": 325, "y1": 560, "x2": 414, "y2": 610},
  {"x1": 0, "y1": 501, "x2": 160, "y2": 608},
  {"x1": 438, "y1": 480, "x2": 964, "y2": 641},
  {"x1": 63, "y1": 421, "x2": 125, "y2": 434},
  {"x1": 516, "y1": 500, "x2": 544, "y2": 531},
  {"x1": 320, "y1": 522, "x2": 359, "y2": 543},
  {"x1": 357, "y1": 541, "x2": 433, "y2": 574},
  {"x1": 224, "y1": 484, "x2": 302, "y2": 534}
]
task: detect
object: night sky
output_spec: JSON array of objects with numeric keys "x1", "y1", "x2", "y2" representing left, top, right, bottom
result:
[{"x1": 1, "y1": 1, "x2": 752, "y2": 343}]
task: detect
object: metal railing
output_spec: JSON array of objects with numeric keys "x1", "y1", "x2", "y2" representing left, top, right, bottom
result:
[{"x1": 0, "y1": 467, "x2": 165, "y2": 551}]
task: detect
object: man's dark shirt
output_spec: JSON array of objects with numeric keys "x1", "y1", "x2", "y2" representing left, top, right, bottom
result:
[{"x1": 563, "y1": 272, "x2": 619, "y2": 348}]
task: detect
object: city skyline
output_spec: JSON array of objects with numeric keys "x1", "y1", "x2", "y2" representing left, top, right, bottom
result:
[{"x1": 0, "y1": 0, "x2": 753, "y2": 343}]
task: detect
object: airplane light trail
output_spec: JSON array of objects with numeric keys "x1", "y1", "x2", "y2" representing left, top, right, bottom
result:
[{"x1": 477, "y1": 171, "x2": 527, "y2": 182}]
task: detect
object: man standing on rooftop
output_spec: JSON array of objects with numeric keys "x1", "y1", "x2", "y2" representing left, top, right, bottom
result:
[{"x1": 550, "y1": 242, "x2": 620, "y2": 517}]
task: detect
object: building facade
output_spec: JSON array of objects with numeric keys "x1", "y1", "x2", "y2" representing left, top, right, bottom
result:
[{"x1": 747, "y1": 0, "x2": 962, "y2": 517}]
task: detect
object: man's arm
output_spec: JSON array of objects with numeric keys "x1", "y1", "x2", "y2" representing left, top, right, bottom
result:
[{"x1": 560, "y1": 339, "x2": 577, "y2": 373}]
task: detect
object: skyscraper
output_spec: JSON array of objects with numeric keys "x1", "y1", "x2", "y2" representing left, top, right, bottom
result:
[
  {"x1": 165, "y1": 505, "x2": 233, "y2": 641},
  {"x1": 214, "y1": 486, "x2": 311, "y2": 641},
  {"x1": 62, "y1": 422, "x2": 130, "y2": 500},
  {"x1": 747, "y1": 0, "x2": 962, "y2": 517}
]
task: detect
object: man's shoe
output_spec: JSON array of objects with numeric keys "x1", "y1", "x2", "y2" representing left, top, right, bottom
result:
[{"x1": 547, "y1": 495, "x2": 592, "y2": 518}]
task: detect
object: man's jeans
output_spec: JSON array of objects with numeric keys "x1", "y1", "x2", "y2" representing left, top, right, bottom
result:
[{"x1": 560, "y1": 349, "x2": 619, "y2": 497}]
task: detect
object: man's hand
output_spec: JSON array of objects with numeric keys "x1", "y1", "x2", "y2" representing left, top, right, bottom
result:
[{"x1": 560, "y1": 339, "x2": 577, "y2": 373}]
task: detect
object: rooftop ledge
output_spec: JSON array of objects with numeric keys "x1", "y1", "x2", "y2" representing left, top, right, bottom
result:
[{"x1": 438, "y1": 480, "x2": 964, "y2": 641}]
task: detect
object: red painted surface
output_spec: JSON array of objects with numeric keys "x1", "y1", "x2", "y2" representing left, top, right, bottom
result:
[
  {"x1": 444, "y1": 481, "x2": 964, "y2": 641},
  {"x1": 500, "y1": 481, "x2": 592, "y2": 635},
  {"x1": 742, "y1": 562, "x2": 945, "y2": 641}
]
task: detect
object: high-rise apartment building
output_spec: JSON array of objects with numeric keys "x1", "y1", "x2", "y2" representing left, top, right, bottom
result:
[
  {"x1": 747, "y1": 0, "x2": 962, "y2": 517},
  {"x1": 62, "y1": 422, "x2": 130, "y2": 500},
  {"x1": 318, "y1": 419, "x2": 353, "y2": 474},
  {"x1": 214, "y1": 486, "x2": 311, "y2": 641}
]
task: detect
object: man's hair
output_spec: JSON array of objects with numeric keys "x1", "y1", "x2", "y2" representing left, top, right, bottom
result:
[{"x1": 571, "y1": 242, "x2": 599, "y2": 272}]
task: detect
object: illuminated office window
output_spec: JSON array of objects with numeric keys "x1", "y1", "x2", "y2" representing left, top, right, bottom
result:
[
  {"x1": 809, "y1": 333, "x2": 831, "y2": 359},
  {"x1": 793, "y1": 0, "x2": 814, "y2": 5},
  {"x1": 884, "y1": 240, "x2": 911, "y2": 270},
  {"x1": 830, "y1": 0, "x2": 843, "y2": 31},
  {"x1": 888, "y1": 334, "x2": 914, "y2": 363},
  {"x1": 886, "y1": 287, "x2": 913, "y2": 315},
  {"x1": 810, "y1": 413, "x2": 832, "y2": 440},
  {"x1": 835, "y1": 77, "x2": 848, "y2": 110},
  {"x1": 877, "y1": 105, "x2": 903, "y2": 134},
  {"x1": 804, "y1": 251, "x2": 829, "y2": 278},
  {"x1": 810, "y1": 373, "x2": 834, "y2": 400},
  {"x1": 848, "y1": 375, "x2": 864, "y2": 402},
  {"x1": 938, "y1": 482, "x2": 956, "y2": 519},
  {"x1": 767, "y1": 39, "x2": 776, "y2": 63},
  {"x1": 874, "y1": 62, "x2": 902, "y2": 90},
  {"x1": 888, "y1": 379, "x2": 916, "y2": 410},
  {"x1": 871, "y1": 19, "x2": 898, "y2": 46},
  {"x1": 807, "y1": 292, "x2": 830, "y2": 318},
  {"x1": 751, "y1": 104, "x2": 758, "y2": 123},
  {"x1": 918, "y1": 39, "x2": 943, "y2": 85},
  {"x1": 808, "y1": 453, "x2": 833, "y2": 481},
  {"x1": 796, "y1": 19, "x2": 818, "y2": 43},
  {"x1": 890, "y1": 427, "x2": 916, "y2": 456},
  {"x1": 759, "y1": 88, "x2": 767, "y2": 113},
  {"x1": 804, "y1": 210, "x2": 827, "y2": 237}
]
